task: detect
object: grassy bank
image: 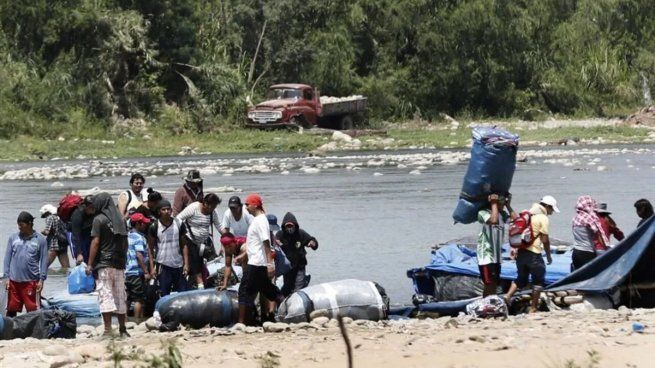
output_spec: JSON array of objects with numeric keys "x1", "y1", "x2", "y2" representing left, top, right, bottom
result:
[{"x1": 0, "y1": 122, "x2": 650, "y2": 161}]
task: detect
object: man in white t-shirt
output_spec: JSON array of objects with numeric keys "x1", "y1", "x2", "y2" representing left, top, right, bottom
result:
[
  {"x1": 237, "y1": 193, "x2": 283, "y2": 325},
  {"x1": 220, "y1": 196, "x2": 252, "y2": 237}
]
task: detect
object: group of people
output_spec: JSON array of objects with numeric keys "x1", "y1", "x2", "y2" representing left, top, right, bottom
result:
[
  {"x1": 2, "y1": 170, "x2": 319, "y2": 336},
  {"x1": 476, "y1": 194, "x2": 653, "y2": 313}
]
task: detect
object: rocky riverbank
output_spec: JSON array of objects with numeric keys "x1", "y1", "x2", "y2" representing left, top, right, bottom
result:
[
  {"x1": 0, "y1": 144, "x2": 652, "y2": 181},
  {"x1": 2, "y1": 307, "x2": 655, "y2": 367}
]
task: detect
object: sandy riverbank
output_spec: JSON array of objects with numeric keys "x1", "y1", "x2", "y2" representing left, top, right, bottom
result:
[{"x1": 2, "y1": 307, "x2": 655, "y2": 367}]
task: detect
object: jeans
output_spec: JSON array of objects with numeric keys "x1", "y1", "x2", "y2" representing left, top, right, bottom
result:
[{"x1": 158, "y1": 264, "x2": 188, "y2": 296}]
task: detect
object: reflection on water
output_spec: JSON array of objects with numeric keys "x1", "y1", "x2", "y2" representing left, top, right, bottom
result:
[{"x1": 1, "y1": 146, "x2": 654, "y2": 306}]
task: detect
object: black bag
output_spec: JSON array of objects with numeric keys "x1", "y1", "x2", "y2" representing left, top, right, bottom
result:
[{"x1": 2, "y1": 310, "x2": 76, "y2": 339}]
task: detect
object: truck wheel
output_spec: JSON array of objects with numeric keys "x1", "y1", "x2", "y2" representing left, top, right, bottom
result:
[{"x1": 339, "y1": 116, "x2": 353, "y2": 130}]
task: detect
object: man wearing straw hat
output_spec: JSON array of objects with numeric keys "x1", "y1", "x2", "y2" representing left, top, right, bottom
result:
[{"x1": 172, "y1": 169, "x2": 204, "y2": 216}]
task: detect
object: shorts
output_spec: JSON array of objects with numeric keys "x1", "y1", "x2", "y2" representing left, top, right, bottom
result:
[
  {"x1": 187, "y1": 242, "x2": 204, "y2": 276},
  {"x1": 96, "y1": 267, "x2": 127, "y2": 314},
  {"x1": 48, "y1": 240, "x2": 67, "y2": 253},
  {"x1": 514, "y1": 249, "x2": 546, "y2": 289},
  {"x1": 7, "y1": 280, "x2": 39, "y2": 313},
  {"x1": 238, "y1": 265, "x2": 282, "y2": 307},
  {"x1": 478, "y1": 263, "x2": 501, "y2": 286},
  {"x1": 125, "y1": 274, "x2": 146, "y2": 303}
]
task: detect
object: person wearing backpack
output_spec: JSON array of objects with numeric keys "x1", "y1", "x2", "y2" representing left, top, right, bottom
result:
[
  {"x1": 175, "y1": 193, "x2": 222, "y2": 290},
  {"x1": 117, "y1": 173, "x2": 146, "y2": 219},
  {"x1": 148, "y1": 200, "x2": 189, "y2": 296},
  {"x1": 40, "y1": 204, "x2": 71, "y2": 269},
  {"x1": 476, "y1": 194, "x2": 515, "y2": 297},
  {"x1": 505, "y1": 195, "x2": 559, "y2": 313}
]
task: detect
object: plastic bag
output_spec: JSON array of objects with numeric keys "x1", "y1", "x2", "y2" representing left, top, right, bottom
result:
[
  {"x1": 274, "y1": 245, "x2": 291, "y2": 277},
  {"x1": 67, "y1": 263, "x2": 95, "y2": 294},
  {"x1": 465, "y1": 295, "x2": 508, "y2": 318}
]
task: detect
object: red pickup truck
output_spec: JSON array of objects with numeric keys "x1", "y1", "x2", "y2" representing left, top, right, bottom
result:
[{"x1": 247, "y1": 84, "x2": 368, "y2": 130}]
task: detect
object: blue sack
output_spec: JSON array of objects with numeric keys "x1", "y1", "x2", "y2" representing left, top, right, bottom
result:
[
  {"x1": 274, "y1": 245, "x2": 292, "y2": 277},
  {"x1": 67, "y1": 263, "x2": 95, "y2": 294},
  {"x1": 452, "y1": 127, "x2": 519, "y2": 224}
]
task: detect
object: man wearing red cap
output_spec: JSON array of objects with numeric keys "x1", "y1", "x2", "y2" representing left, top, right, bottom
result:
[
  {"x1": 238, "y1": 194, "x2": 283, "y2": 325},
  {"x1": 125, "y1": 212, "x2": 153, "y2": 320}
]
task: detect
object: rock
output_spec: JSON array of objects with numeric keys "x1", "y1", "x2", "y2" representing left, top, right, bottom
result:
[
  {"x1": 326, "y1": 319, "x2": 340, "y2": 328},
  {"x1": 77, "y1": 324, "x2": 95, "y2": 335},
  {"x1": 342, "y1": 317, "x2": 353, "y2": 325},
  {"x1": 47, "y1": 352, "x2": 84, "y2": 368},
  {"x1": 43, "y1": 345, "x2": 64, "y2": 356},
  {"x1": 469, "y1": 335, "x2": 486, "y2": 343},
  {"x1": 74, "y1": 343, "x2": 106, "y2": 360},
  {"x1": 125, "y1": 321, "x2": 137, "y2": 330},
  {"x1": 311, "y1": 316, "x2": 329, "y2": 326},
  {"x1": 245, "y1": 326, "x2": 263, "y2": 334},
  {"x1": 50, "y1": 181, "x2": 64, "y2": 187},
  {"x1": 309, "y1": 309, "x2": 330, "y2": 320},
  {"x1": 145, "y1": 317, "x2": 158, "y2": 331},
  {"x1": 230, "y1": 323, "x2": 246, "y2": 332},
  {"x1": 263, "y1": 322, "x2": 289, "y2": 333},
  {"x1": 332, "y1": 131, "x2": 353, "y2": 143}
]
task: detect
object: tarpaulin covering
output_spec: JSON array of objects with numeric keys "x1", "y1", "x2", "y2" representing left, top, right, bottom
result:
[
  {"x1": 0, "y1": 310, "x2": 76, "y2": 339},
  {"x1": 277, "y1": 279, "x2": 388, "y2": 323},
  {"x1": 154, "y1": 289, "x2": 238, "y2": 331},
  {"x1": 452, "y1": 127, "x2": 519, "y2": 224},
  {"x1": 407, "y1": 243, "x2": 572, "y2": 298},
  {"x1": 547, "y1": 216, "x2": 655, "y2": 293},
  {"x1": 41, "y1": 290, "x2": 100, "y2": 318}
]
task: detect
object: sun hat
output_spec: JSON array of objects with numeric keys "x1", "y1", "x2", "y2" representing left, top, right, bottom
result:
[{"x1": 184, "y1": 169, "x2": 203, "y2": 183}]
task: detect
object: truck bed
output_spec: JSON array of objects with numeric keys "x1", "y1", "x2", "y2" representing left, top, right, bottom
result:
[{"x1": 320, "y1": 95, "x2": 367, "y2": 116}]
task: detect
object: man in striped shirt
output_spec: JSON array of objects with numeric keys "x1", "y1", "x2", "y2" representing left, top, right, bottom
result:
[
  {"x1": 477, "y1": 194, "x2": 514, "y2": 297},
  {"x1": 176, "y1": 193, "x2": 222, "y2": 289}
]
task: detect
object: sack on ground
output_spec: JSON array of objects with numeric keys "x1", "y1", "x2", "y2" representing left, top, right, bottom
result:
[
  {"x1": 1, "y1": 310, "x2": 76, "y2": 339},
  {"x1": 154, "y1": 289, "x2": 238, "y2": 331},
  {"x1": 67, "y1": 263, "x2": 95, "y2": 294},
  {"x1": 465, "y1": 295, "x2": 508, "y2": 318}
]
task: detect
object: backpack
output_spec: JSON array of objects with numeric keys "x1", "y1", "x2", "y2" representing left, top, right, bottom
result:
[
  {"x1": 57, "y1": 194, "x2": 83, "y2": 223},
  {"x1": 508, "y1": 210, "x2": 535, "y2": 249}
]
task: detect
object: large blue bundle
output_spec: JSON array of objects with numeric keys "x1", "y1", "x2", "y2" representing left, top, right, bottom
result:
[
  {"x1": 452, "y1": 127, "x2": 519, "y2": 224},
  {"x1": 42, "y1": 290, "x2": 100, "y2": 318},
  {"x1": 154, "y1": 289, "x2": 238, "y2": 331}
]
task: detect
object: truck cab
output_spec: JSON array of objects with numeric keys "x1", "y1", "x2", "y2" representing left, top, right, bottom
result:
[{"x1": 247, "y1": 84, "x2": 321, "y2": 128}]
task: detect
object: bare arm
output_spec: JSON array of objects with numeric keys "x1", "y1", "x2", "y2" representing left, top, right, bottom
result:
[
  {"x1": 542, "y1": 234, "x2": 552, "y2": 264},
  {"x1": 117, "y1": 192, "x2": 129, "y2": 219},
  {"x1": 136, "y1": 251, "x2": 149, "y2": 277},
  {"x1": 86, "y1": 237, "x2": 100, "y2": 274}
]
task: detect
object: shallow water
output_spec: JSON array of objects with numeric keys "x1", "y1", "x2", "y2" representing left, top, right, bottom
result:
[{"x1": 0, "y1": 145, "x2": 653, "y2": 306}]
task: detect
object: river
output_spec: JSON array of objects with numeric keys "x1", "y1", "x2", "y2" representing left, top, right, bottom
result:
[{"x1": 0, "y1": 145, "x2": 653, "y2": 306}]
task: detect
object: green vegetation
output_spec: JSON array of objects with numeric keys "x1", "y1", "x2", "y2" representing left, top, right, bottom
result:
[
  {"x1": 0, "y1": 124, "x2": 648, "y2": 161},
  {"x1": 1, "y1": 0, "x2": 655, "y2": 142}
]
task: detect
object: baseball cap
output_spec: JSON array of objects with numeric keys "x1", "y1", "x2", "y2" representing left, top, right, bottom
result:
[
  {"x1": 228, "y1": 196, "x2": 242, "y2": 209},
  {"x1": 244, "y1": 193, "x2": 263, "y2": 208},
  {"x1": 540, "y1": 195, "x2": 560, "y2": 213},
  {"x1": 17, "y1": 211, "x2": 35, "y2": 223},
  {"x1": 129, "y1": 212, "x2": 151, "y2": 224},
  {"x1": 267, "y1": 214, "x2": 281, "y2": 232}
]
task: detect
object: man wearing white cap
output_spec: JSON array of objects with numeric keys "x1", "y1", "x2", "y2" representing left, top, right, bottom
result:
[
  {"x1": 40, "y1": 204, "x2": 70, "y2": 269},
  {"x1": 505, "y1": 195, "x2": 559, "y2": 313}
]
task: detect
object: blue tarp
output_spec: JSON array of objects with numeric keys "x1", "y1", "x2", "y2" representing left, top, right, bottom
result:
[
  {"x1": 452, "y1": 127, "x2": 519, "y2": 224},
  {"x1": 41, "y1": 290, "x2": 100, "y2": 318},
  {"x1": 411, "y1": 243, "x2": 571, "y2": 285},
  {"x1": 547, "y1": 216, "x2": 655, "y2": 292}
]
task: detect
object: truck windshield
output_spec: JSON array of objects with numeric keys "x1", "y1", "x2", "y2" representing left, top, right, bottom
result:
[{"x1": 267, "y1": 88, "x2": 302, "y2": 100}]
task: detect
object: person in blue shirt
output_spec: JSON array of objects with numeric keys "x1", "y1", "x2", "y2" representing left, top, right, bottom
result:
[
  {"x1": 3, "y1": 212, "x2": 48, "y2": 317},
  {"x1": 125, "y1": 213, "x2": 152, "y2": 320}
]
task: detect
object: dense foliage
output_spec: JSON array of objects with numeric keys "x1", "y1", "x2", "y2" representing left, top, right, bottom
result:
[{"x1": 1, "y1": 0, "x2": 653, "y2": 138}]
